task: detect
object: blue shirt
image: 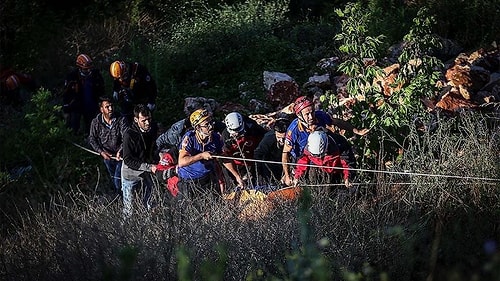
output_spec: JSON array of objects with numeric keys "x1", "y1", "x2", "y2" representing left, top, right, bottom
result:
[
  {"x1": 177, "y1": 130, "x2": 224, "y2": 180},
  {"x1": 285, "y1": 111, "x2": 332, "y2": 158}
]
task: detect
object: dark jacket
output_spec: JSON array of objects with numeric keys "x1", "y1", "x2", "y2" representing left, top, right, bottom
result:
[
  {"x1": 254, "y1": 130, "x2": 284, "y2": 182},
  {"x1": 156, "y1": 118, "x2": 188, "y2": 150},
  {"x1": 88, "y1": 113, "x2": 127, "y2": 155},
  {"x1": 112, "y1": 62, "x2": 157, "y2": 106},
  {"x1": 122, "y1": 122, "x2": 159, "y2": 173},
  {"x1": 63, "y1": 68, "x2": 105, "y2": 113}
]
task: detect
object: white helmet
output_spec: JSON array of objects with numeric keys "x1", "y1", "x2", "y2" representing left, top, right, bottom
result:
[
  {"x1": 225, "y1": 112, "x2": 244, "y2": 135},
  {"x1": 307, "y1": 131, "x2": 328, "y2": 156}
]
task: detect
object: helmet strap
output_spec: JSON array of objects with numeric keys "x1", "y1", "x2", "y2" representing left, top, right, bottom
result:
[
  {"x1": 297, "y1": 112, "x2": 308, "y2": 127},
  {"x1": 195, "y1": 128, "x2": 211, "y2": 142}
]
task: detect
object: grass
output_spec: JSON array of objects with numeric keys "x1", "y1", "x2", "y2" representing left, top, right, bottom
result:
[{"x1": 1, "y1": 97, "x2": 500, "y2": 280}]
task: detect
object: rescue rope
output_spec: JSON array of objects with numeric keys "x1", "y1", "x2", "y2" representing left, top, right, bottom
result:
[
  {"x1": 300, "y1": 182, "x2": 499, "y2": 187},
  {"x1": 212, "y1": 155, "x2": 500, "y2": 182},
  {"x1": 71, "y1": 140, "x2": 500, "y2": 183},
  {"x1": 71, "y1": 141, "x2": 120, "y2": 161}
]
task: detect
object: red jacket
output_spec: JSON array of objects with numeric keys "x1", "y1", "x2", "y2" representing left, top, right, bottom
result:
[
  {"x1": 223, "y1": 135, "x2": 262, "y2": 166},
  {"x1": 294, "y1": 150, "x2": 351, "y2": 181}
]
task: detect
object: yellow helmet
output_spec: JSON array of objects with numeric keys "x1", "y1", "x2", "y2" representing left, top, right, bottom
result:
[
  {"x1": 76, "y1": 54, "x2": 93, "y2": 69},
  {"x1": 109, "y1": 61, "x2": 127, "y2": 79},
  {"x1": 190, "y1": 109, "x2": 212, "y2": 127}
]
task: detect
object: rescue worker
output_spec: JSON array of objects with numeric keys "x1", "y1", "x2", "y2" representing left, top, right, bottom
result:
[
  {"x1": 177, "y1": 109, "x2": 225, "y2": 199},
  {"x1": 63, "y1": 54, "x2": 105, "y2": 135},
  {"x1": 109, "y1": 60, "x2": 157, "y2": 123},
  {"x1": 282, "y1": 95, "x2": 366, "y2": 186},
  {"x1": 221, "y1": 111, "x2": 267, "y2": 189},
  {"x1": 0, "y1": 66, "x2": 35, "y2": 107},
  {"x1": 293, "y1": 130, "x2": 356, "y2": 189}
]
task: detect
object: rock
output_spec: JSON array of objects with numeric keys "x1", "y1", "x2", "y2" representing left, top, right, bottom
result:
[
  {"x1": 183, "y1": 97, "x2": 219, "y2": 116},
  {"x1": 435, "y1": 90, "x2": 478, "y2": 112},
  {"x1": 267, "y1": 80, "x2": 299, "y2": 110},
  {"x1": 263, "y1": 71, "x2": 294, "y2": 91}
]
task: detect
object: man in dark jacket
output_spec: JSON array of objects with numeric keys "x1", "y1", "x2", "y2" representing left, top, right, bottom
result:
[
  {"x1": 63, "y1": 54, "x2": 105, "y2": 135},
  {"x1": 254, "y1": 117, "x2": 291, "y2": 185},
  {"x1": 88, "y1": 97, "x2": 127, "y2": 194},
  {"x1": 121, "y1": 104, "x2": 159, "y2": 217},
  {"x1": 109, "y1": 60, "x2": 157, "y2": 123}
]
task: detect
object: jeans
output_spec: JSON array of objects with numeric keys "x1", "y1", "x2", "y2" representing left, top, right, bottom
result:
[
  {"x1": 121, "y1": 173, "x2": 154, "y2": 218},
  {"x1": 104, "y1": 159, "x2": 122, "y2": 192}
]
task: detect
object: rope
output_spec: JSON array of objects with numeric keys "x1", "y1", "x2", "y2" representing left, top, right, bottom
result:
[
  {"x1": 300, "y1": 181, "x2": 499, "y2": 187},
  {"x1": 71, "y1": 140, "x2": 500, "y2": 183},
  {"x1": 71, "y1": 141, "x2": 120, "y2": 161},
  {"x1": 212, "y1": 155, "x2": 500, "y2": 182},
  {"x1": 233, "y1": 138, "x2": 255, "y2": 189}
]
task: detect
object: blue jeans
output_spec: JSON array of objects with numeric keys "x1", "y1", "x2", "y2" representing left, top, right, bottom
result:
[
  {"x1": 104, "y1": 159, "x2": 122, "y2": 192},
  {"x1": 121, "y1": 173, "x2": 154, "y2": 218}
]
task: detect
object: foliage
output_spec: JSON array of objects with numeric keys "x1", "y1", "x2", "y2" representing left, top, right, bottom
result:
[
  {"x1": 161, "y1": 0, "x2": 293, "y2": 101},
  {"x1": 328, "y1": 3, "x2": 446, "y2": 171},
  {"x1": 425, "y1": 0, "x2": 500, "y2": 50},
  {"x1": 364, "y1": 0, "x2": 419, "y2": 48}
]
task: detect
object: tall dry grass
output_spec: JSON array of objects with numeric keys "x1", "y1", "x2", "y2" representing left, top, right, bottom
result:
[{"x1": 1, "y1": 112, "x2": 499, "y2": 280}]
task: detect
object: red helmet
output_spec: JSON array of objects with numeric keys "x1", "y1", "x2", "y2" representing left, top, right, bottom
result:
[
  {"x1": 5, "y1": 75, "x2": 20, "y2": 91},
  {"x1": 76, "y1": 54, "x2": 93, "y2": 69},
  {"x1": 293, "y1": 96, "x2": 313, "y2": 115}
]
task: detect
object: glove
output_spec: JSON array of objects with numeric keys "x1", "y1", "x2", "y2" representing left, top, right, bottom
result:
[
  {"x1": 113, "y1": 91, "x2": 119, "y2": 101},
  {"x1": 147, "y1": 103, "x2": 156, "y2": 111}
]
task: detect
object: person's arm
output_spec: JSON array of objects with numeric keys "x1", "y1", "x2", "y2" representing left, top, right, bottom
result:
[
  {"x1": 330, "y1": 133, "x2": 356, "y2": 186},
  {"x1": 293, "y1": 155, "x2": 309, "y2": 180},
  {"x1": 281, "y1": 144, "x2": 293, "y2": 186},
  {"x1": 88, "y1": 118, "x2": 111, "y2": 160},
  {"x1": 222, "y1": 161, "x2": 244, "y2": 187},
  {"x1": 177, "y1": 149, "x2": 212, "y2": 167},
  {"x1": 331, "y1": 118, "x2": 370, "y2": 136}
]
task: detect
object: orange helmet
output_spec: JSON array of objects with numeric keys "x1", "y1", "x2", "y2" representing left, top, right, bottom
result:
[
  {"x1": 190, "y1": 109, "x2": 212, "y2": 127},
  {"x1": 76, "y1": 54, "x2": 93, "y2": 69},
  {"x1": 293, "y1": 96, "x2": 314, "y2": 115},
  {"x1": 5, "y1": 75, "x2": 20, "y2": 91},
  {"x1": 109, "y1": 61, "x2": 127, "y2": 79}
]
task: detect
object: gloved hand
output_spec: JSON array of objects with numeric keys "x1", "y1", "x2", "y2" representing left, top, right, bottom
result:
[{"x1": 147, "y1": 103, "x2": 156, "y2": 111}]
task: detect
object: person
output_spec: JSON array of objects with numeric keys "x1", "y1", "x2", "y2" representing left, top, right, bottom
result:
[
  {"x1": 109, "y1": 60, "x2": 157, "y2": 122},
  {"x1": 221, "y1": 111, "x2": 267, "y2": 189},
  {"x1": 63, "y1": 54, "x2": 105, "y2": 135},
  {"x1": 0, "y1": 66, "x2": 36, "y2": 108},
  {"x1": 177, "y1": 108, "x2": 225, "y2": 199},
  {"x1": 121, "y1": 104, "x2": 159, "y2": 217},
  {"x1": 88, "y1": 97, "x2": 128, "y2": 194},
  {"x1": 281, "y1": 95, "x2": 366, "y2": 186},
  {"x1": 156, "y1": 111, "x2": 225, "y2": 152},
  {"x1": 254, "y1": 117, "x2": 291, "y2": 185},
  {"x1": 293, "y1": 130, "x2": 356, "y2": 190}
]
